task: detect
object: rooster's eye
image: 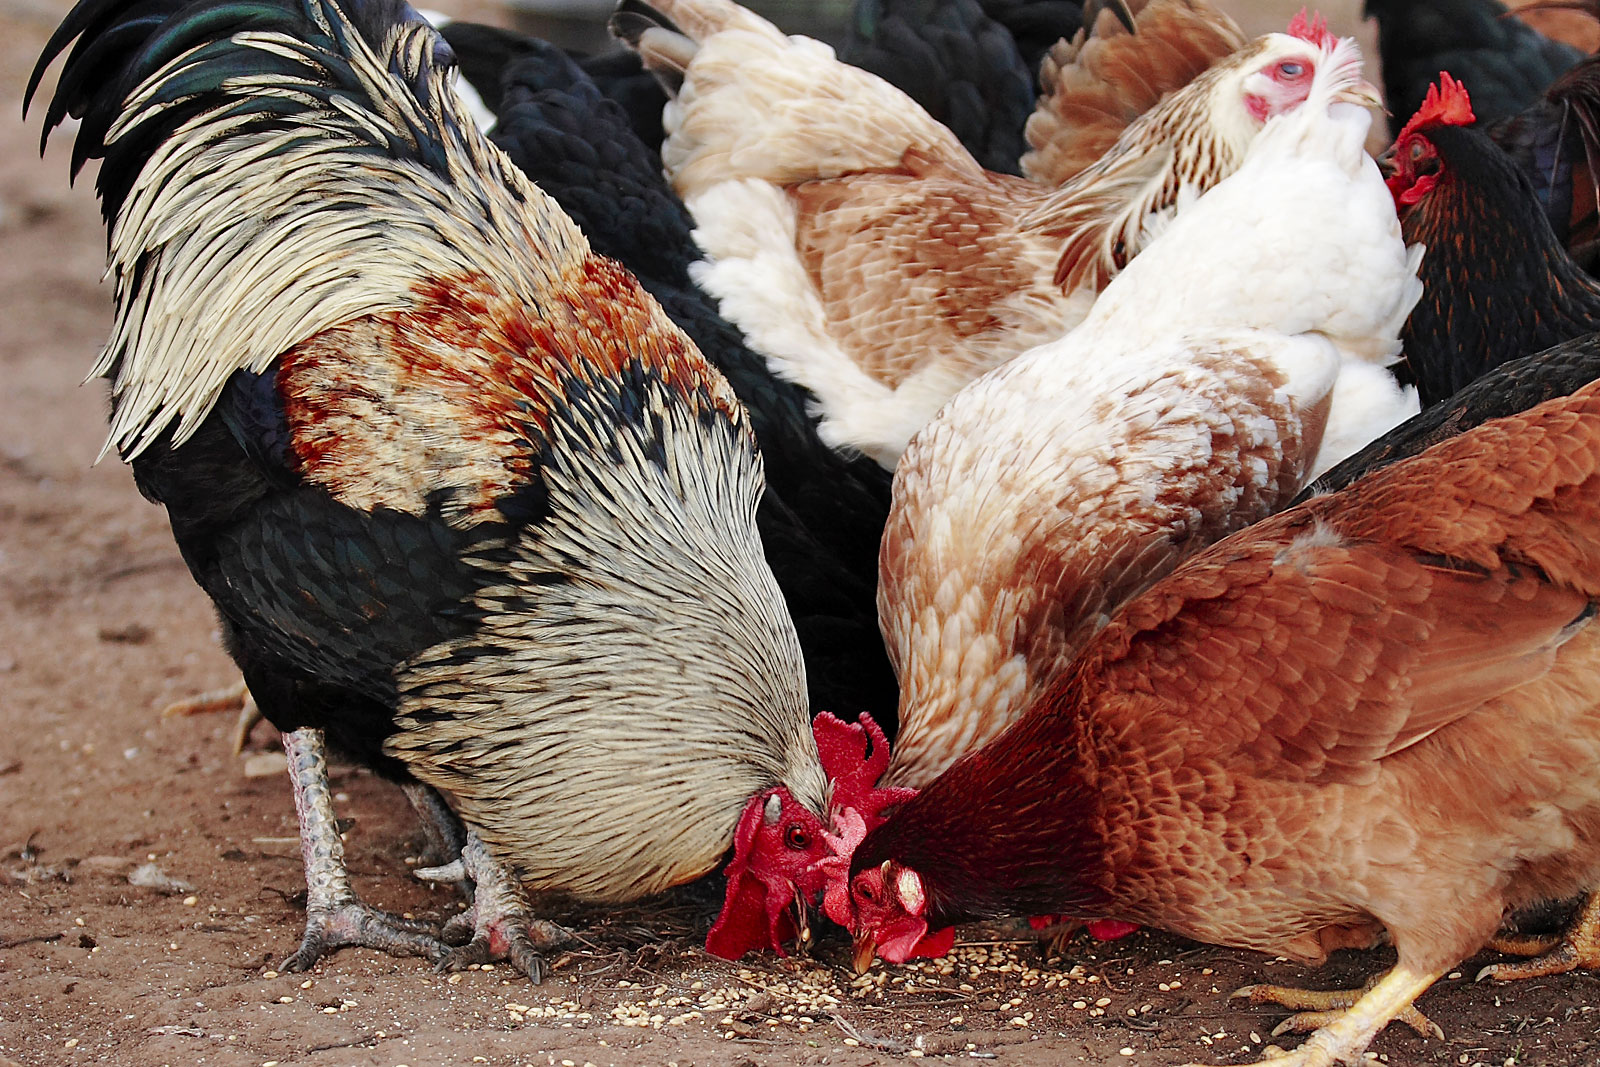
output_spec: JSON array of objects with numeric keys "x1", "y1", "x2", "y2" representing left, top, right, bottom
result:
[
  {"x1": 784, "y1": 825, "x2": 811, "y2": 850},
  {"x1": 1409, "y1": 141, "x2": 1426, "y2": 162},
  {"x1": 1275, "y1": 60, "x2": 1305, "y2": 78}
]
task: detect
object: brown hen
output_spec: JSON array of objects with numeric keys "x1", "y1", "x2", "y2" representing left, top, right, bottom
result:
[{"x1": 844, "y1": 378, "x2": 1600, "y2": 1067}]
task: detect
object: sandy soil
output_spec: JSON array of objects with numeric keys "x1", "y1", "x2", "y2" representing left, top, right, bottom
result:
[{"x1": 4, "y1": 0, "x2": 1600, "y2": 1064}]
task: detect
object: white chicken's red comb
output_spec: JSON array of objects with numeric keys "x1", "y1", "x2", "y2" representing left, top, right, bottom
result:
[
  {"x1": 1395, "y1": 73, "x2": 1476, "y2": 144},
  {"x1": 1286, "y1": 8, "x2": 1335, "y2": 48}
]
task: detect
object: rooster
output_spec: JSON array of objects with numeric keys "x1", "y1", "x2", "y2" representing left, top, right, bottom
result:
[
  {"x1": 28, "y1": 0, "x2": 884, "y2": 976},
  {"x1": 1386, "y1": 74, "x2": 1600, "y2": 407},
  {"x1": 617, "y1": 0, "x2": 1385, "y2": 466},
  {"x1": 844, "y1": 376, "x2": 1600, "y2": 1067},
  {"x1": 872, "y1": 27, "x2": 1420, "y2": 794},
  {"x1": 1021, "y1": 0, "x2": 1247, "y2": 187},
  {"x1": 446, "y1": 28, "x2": 899, "y2": 730}
]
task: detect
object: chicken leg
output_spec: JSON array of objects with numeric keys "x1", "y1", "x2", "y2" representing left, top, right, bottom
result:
[
  {"x1": 414, "y1": 830, "x2": 569, "y2": 981},
  {"x1": 280, "y1": 727, "x2": 447, "y2": 971},
  {"x1": 1230, "y1": 973, "x2": 1442, "y2": 1038},
  {"x1": 1479, "y1": 892, "x2": 1600, "y2": 981},
  {"x1": 1184, "y1": 962, "x2": 1444, "y2": 1067}
]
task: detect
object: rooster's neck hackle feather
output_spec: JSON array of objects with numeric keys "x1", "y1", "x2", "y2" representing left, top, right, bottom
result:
[{"x1": 57, "y1": 0, "x2": 608, "y2": 463}]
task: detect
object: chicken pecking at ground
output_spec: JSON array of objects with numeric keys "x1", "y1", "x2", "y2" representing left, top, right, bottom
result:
[
  {"x1": 869, "y1": 27, "x2": 1419, "y2": 794},
  {"x1": 440, "y1": 24, "x2": 900, "y2": 732},
  {"x1": 28, "y1": 0, "x2": 891, "y2": 976},
  {"x1": 617, "y1": 0, "x2": 1383, "y2": 466},
  {"x1": 842, "y1": 375, "x2": 1600, "y2": 1067},
  {"x1": 1385, "y1": 74, "x2": 1600, "y2": 407},
  {"x1": 1021, "y1": 0, "x2": 1248, "y2": 187}
]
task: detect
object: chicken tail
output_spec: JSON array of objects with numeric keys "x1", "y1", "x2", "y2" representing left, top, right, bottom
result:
[
  {"x1": 27, "y1": 0, "x2": 587, "y2": 461},
  {"x1": 620, "y1": 0, "x2": 974, "y2": 195},
  {"x1": 1023, "y1": 0, "x2": 1247, "y2": 187}
]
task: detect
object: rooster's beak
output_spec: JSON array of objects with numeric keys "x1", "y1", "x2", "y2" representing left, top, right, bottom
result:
[
  {"x1": 852, "y1": 933, "x2": 877, "y2": 974},
  {"x1": 1337, "y1": 78, "x2": 1384, "y2": 111}
]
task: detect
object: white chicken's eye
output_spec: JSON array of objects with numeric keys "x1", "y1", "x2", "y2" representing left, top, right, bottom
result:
[{"x1": 1277, "y1": 61, "x2": 1305, "y2": 78}]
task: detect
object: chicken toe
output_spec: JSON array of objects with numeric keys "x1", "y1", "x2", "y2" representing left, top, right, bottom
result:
[
  {"x1": 1185, "y1": 963, "x2": 1444, "y2": 1067},
  {"x1": 1232, "y1": 975, "x2": 1443, "y2": 1039},
  {"x1": 159, "y1": 679, "x2": 264, "y2": 754},
  {"x1": 279, "y1": 728, "x2": 446, "y2": 972},
  {"x1": 1479, "y1": 893, "x2": 1600, "y2": 982},
  {"x1": 427, "y1": 831, "x2": 570, "y2": 981}
]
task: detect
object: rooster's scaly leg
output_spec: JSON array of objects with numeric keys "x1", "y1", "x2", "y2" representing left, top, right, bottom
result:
[
  {"x1": 415, "y1": 831, "x2": 569, "y2": 982},
  {"x1": 1230, "y1": 973, "x2": 1442, "y2": 1038},
  {"x1": 280, "y1": 727, "x2": 445, "y2": 972},
  {"x1": 1479, "y1": 892, "x2": 1600, "y2": 981},
  {"x1": 1183, "y1": 963, "x2": 1444, "y2": 1067}
]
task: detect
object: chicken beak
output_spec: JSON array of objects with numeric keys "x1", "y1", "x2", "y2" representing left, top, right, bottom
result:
[
  {"x1": 852, "y1": 933, "x2": 878, "y2": 974},
  {"x1": 1337, "y1": 78, "x2": 1384, "y2": 112}
]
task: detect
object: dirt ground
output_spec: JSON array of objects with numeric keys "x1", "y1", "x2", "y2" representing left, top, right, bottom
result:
[{"x1": 4, "y1": 0, "x2": 1600, "y2": 1064}]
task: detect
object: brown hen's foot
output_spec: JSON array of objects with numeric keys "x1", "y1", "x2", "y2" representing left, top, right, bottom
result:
[
  {"x1": 1181, "y1": 963, "x2": 1444, "y2": 1067},
  {"x1": 159, "y1": 679, "x2": 264, "y2": 754},
  {"x1": 279, "y1": 728, "x2": 446, "y2": 972},
  {"x1": 415, "y1": 832, "x2": 570, "y2": 982},
  {"x1": 1479, "y1": 893, "x2": 1600, "y2": 982},
  {"x1": 1231, "y1": 976, "x2": 1442, "y2": 1039}
]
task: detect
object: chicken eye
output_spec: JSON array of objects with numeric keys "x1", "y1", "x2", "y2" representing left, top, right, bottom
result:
[
  {"x1": 784, "y1": 825, "x2": 811, "y2": 850},
  {"x1": 1409, "y1": 140, "x2": 1426, "y2": 162},
  {"x1": 1276, "y1": 60, "x2": 1305, "y2": 78}
]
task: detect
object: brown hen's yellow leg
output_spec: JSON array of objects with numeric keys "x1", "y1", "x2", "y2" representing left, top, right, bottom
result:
[
  {"x1": 1479, "y1": 893, "x2": 1600, "y2": 982},
  {"x1": 159, "y1": 679, "x2": 264, "y2": 753},
  {"x1": 1231, "y1": 973, "x2": 1443, "y2": 1039},
  {"x1": 1182, "y1": 963, "x2": 1444, "y2": 1067}
]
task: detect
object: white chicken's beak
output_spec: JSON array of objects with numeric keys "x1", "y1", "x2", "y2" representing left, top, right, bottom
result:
[{"x1": 1337, "y1": 78, "x2": 1384, "y2": 112}]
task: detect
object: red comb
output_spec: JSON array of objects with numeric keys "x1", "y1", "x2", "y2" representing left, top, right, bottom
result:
[
  {"x1": 1394, "y1": 72, "x2": 1476, "y2": 144},
  {"x1": 1286, "y1": 8, "x2": 1335, "y2": 48},
  {"x1": 813, "y1": 712, "x2": 917, "y2": 822}
]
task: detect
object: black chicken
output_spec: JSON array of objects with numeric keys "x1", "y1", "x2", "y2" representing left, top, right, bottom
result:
[
  {"x1": 30, "y1": 0, "x2": 848, "y2": 978},
  {"x1": 1365, "y1": 0, "x2": 1582, "y2": 129},
  {"x1": 1386, "y1": 75, "x2": 1600, "y2": 406}
]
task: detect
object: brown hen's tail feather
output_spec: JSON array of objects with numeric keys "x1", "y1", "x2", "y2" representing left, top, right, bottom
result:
[{"x1": 1023, "y1": 0, "x2": 1246, "y2": 187}]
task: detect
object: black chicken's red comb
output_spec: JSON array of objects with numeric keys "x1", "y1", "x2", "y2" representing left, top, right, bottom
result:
[
  {"x1": 1396, "y1": 73, "x2": 1475, "y2": 144},
  {"x1": 813, "y1": 711, "x2": 915, "y2": 820}
]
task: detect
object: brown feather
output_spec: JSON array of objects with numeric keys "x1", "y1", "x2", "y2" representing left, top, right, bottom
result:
[{"x1": 1022, "y1": 0, "x2": 1247, "y2": 188}]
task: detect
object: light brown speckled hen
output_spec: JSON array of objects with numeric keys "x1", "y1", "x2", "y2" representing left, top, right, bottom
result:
[{"x1": 616, "y1": 0, "x2": 1382, "y2": 466}]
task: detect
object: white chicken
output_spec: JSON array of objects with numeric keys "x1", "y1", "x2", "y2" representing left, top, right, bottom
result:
[
  {"x1": 618, "y1": 0, "x2": 1405, "y2": 467},
  {"x1": 878, "y1": 30, "x2": 1424, "y2": 789}
]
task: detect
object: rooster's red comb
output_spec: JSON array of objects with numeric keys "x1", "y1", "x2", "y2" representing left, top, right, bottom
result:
[
  {"x1": 1286, "y1": 8, "x2": 1335, "y2": 48},
  {"x1": 1396, "y1": 73, "x2": 1476, "y2": 144},
  {"x1": 813, "y1": 712, "x2": 916, "y2": 821}
]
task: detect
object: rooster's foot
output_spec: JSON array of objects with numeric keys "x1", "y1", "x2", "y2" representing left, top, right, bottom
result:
[
  {"x1": 160, "y1": 679, "x2": 263, "y2": 754},
  {"x1": 1479, "y1": 892, "x2": 1600, "y2": 981},
  {"x1": 1230, "y1": 975, "x2": 1442, "y2": 1039},
  {"x1": 282, "y1": 901, "x2": 445, "y2": 973},
  {"x1": 417, "y1": 831, "x2": 569, "y2": 981},
  {"x1": 279, "y1": 727, "x2": 446, "y2": 971},
  {"x1": 1180, "y1": 963, "x2": 1444, "y2": 1067}
]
